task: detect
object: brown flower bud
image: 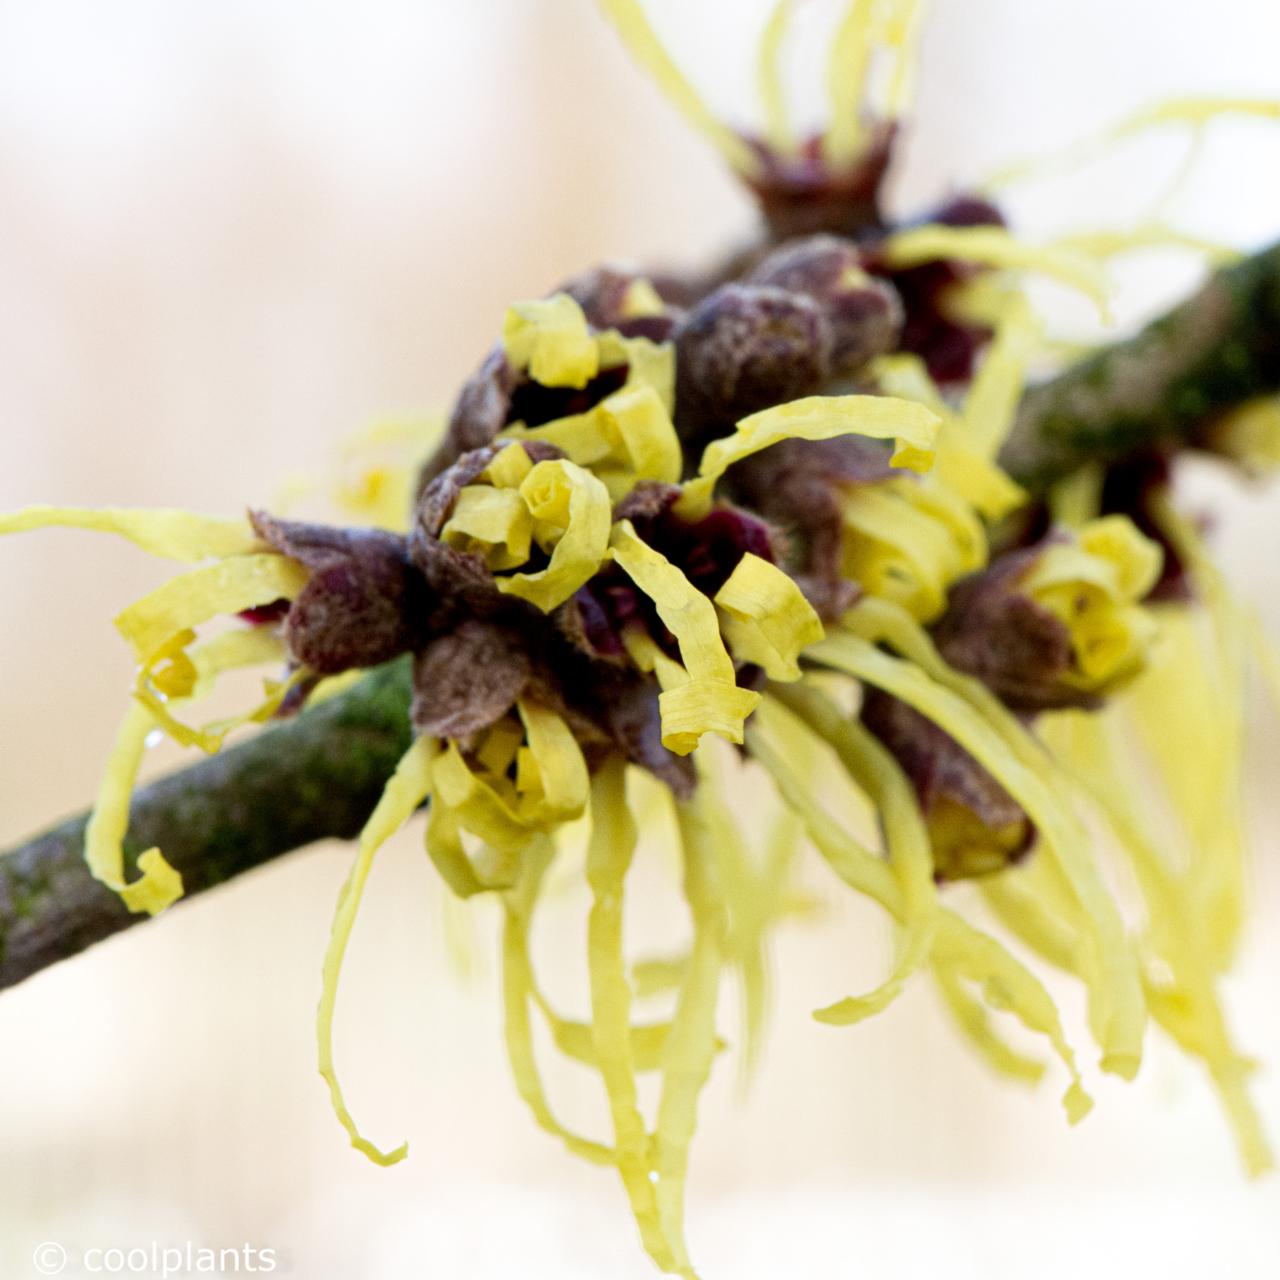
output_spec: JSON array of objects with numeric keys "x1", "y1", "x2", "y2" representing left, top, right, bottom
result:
[
  {"x1": 933, "y1": 518, "x2": 1161, "y2": 712},
  {"x1": 249, "y1": 512, "x2": 429, "y2": 676},
  {"x1": 674, "y1": 283, "x2": 833, "y2": 440},
  {"x1": 930, "y1": 544, "x2": 1083, "y2": 714},
  {"x1": 747, "y1": 234, "x2": 903, "y2": 377}
]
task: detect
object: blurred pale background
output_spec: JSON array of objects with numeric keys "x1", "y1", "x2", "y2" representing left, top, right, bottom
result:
[{"x1": 2, "y1": 1, "x2": 1280, "y2": 1275}]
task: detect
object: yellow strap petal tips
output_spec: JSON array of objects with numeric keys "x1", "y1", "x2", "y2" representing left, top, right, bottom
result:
[
  {"x1": 757, "y1": 688, "x2": 939, "y2": 1028},
  {"x1": 756, "y1": 0, "x2": 795, "y2": 156},
  {"x1": 85, "y1": 701, "x2": 184, "y2": 915},
  {"x1": 676, "y1": 394, "x2": 942, "y2": 521},
  {"x1": 748, "y1": 693, "x2": 1092, "y2": 1123},
  {"x1": 585, "y1": 758, "x2": 677, "y2": 1272},
  {"x1": 651, "y1": 789, "x2": 728, "y2": 1277},
  {"x1": 317, "y1": 736, "x2": 436, "y2": 1166},
  {"x1": 829, "y1": 604, "x2": 1148, "y2": 1080},
  {"x1": 609, "y1": 520, "x2": 760, "y2": 754},
  {"x1": 0, "y1": 505, "x2": 263, "y2": 561},
  {"x1": 824, "y1": 0, "x2": 879, "y2": 169}
]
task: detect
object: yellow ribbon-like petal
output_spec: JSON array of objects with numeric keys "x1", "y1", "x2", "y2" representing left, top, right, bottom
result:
[
  {"x1": 114, "y1": 554, "x2": 308, "y2": 663},
  {"x1": 0, "y1": 505, "x2": 261, "y2": 561},
  {"x1": 714, "y1": 552, "x2": 824, "y2": 680},
  {"x1": 441, "y1": 485, "x2": 534, "y2": 571},
  {"x1": 677, "y1": 394, "x2": 941, "y2": 521},
  {"x1": 609, "y1": 521, "x2": 760, "y2": 754},
  {"x1": 84, "y1": 701, "x2": 184, "y2": 915},
  {"x1": 503, "y1": 294, "x2": 599, "y2": 390},
  {"x1": 880, "y1": 224, "x2": 1113, "y2": 320},
  {"x1": 495, "y1": 459, "x2": 612, "y2": 612},
  {"x1": 318, "y1": 735, "x2": 436, "y2": 1167},
  {"x1": 509, "y1": 382, "x2": 682, "y2": 501},
  {"x1": 841, "y1": 476, "x2": 987, "y2": 622}
]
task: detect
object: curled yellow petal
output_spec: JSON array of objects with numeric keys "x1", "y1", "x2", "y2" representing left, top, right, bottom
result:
[
  {"x1": 431, "y1": 702, "x2": 590, "y2": 870},
  {"x1": 870, "y1": 352, "x2": 1027, "y2": 515},
  {"x1": 509, "y1": 382, "x2": 682, "y2": 500},
  {"x1": 492, "y1": 459, "x2": 612, "y2": 611},
  {"x1": 503, "y1": 294, "x2": 599, "y2": 389},
  {"x1": 84, "y1": 701, "x2": 184, "y2": 915},
  {"x1": 610, "y1": 520, "x2": 760, "y2": 753},
  {"x1": 515, "y1": 698, "x2": 590, "y2": 822},
  {"x1": 841, "y1": 476, "x2": 987, "y2": 622},
  {"x1": 1022, "y1": 516, "x2": 1162, "y2": 692},
  {"x1": 597, "y1": 384, "x2": 683, "y2": 487},
  {"x1": 114, "y1": 554, "x2": 308, "y2": 663},
  {"x1": 133, "y1": 627, "x2": 295, "y2": 755},
  {"x1": 482, "y1": 439, "x2": 537, "y2": 490},
  {"x1": 440, "y1": 485, "x2": 534, "y2": 571},
  {"x1": 317, "y1": 735, "x2": 436, "y2": 1167},
  {"x1": 678, "y1": 394, "x2": 942, "y2": 521},
  {"x1": 714, "y1": 552, "x2": 824, "y2": 680},
  {"x1": 0, "y1": 505, "x2": 261, "y2": 561}
]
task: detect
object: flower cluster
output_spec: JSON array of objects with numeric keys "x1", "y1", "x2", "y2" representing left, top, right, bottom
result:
[{"x1": 5, "y1": 2, "x2": 1279, "y2": 1276}]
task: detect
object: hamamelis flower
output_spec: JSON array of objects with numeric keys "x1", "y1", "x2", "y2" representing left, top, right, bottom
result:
[{"x1": 3, "y1": 3, "x2": 1279, "y2": 1276}]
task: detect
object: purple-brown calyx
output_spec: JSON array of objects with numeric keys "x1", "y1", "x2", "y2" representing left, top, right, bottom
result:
[
  {"x1": 743, "y1": 125, "x2": 898, "y2": 243},
  {"x1": 250, "y1": 511, "x2": 432, "y2": 676}
]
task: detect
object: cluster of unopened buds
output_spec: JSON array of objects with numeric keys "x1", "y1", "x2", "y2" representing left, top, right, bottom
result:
[{"x1": 5, "y1": 2, "x2": 1278, "y2": 1275}]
